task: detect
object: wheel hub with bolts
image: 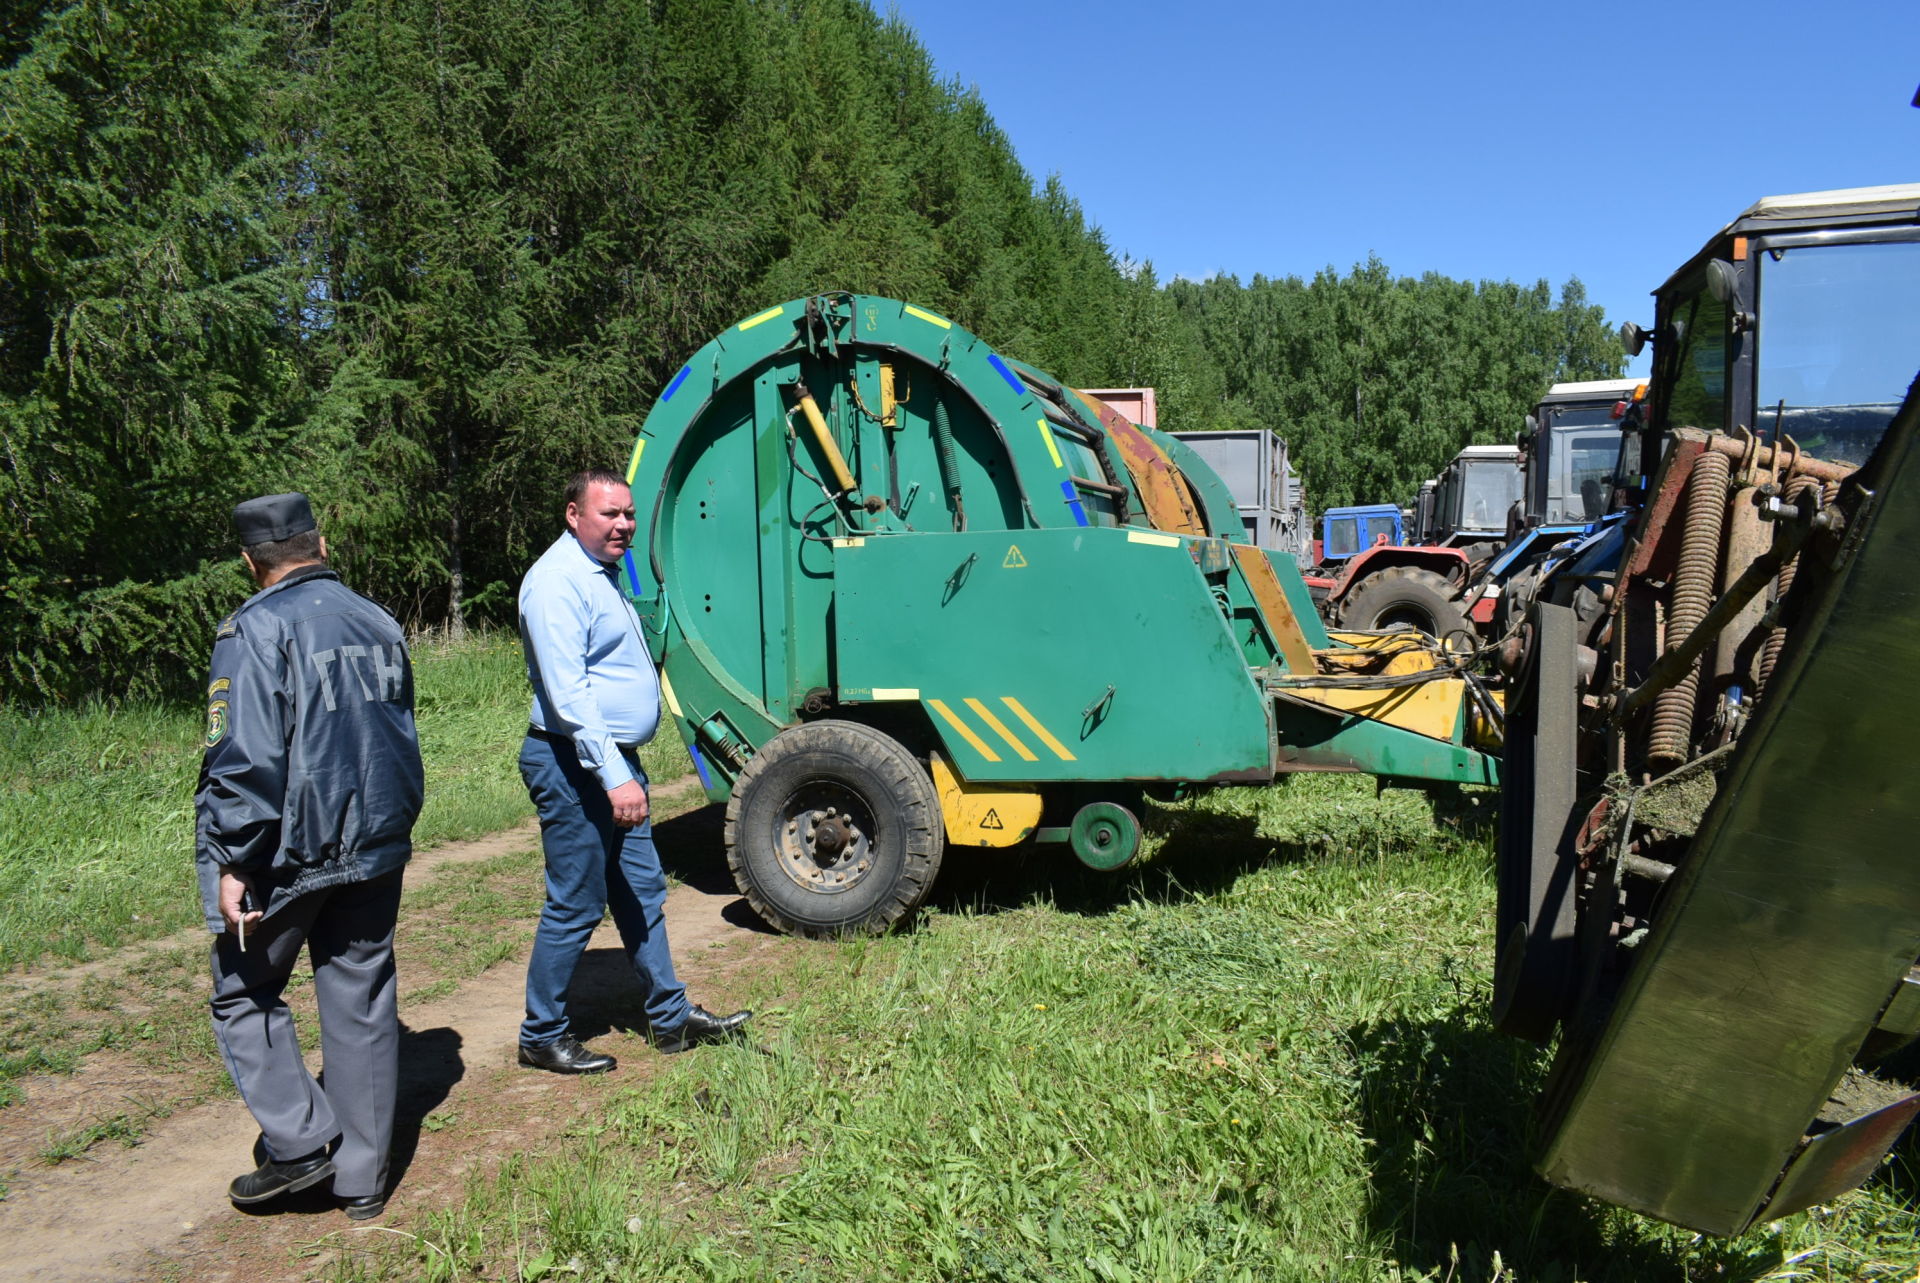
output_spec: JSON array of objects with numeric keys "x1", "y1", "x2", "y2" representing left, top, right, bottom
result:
[
  {"x1": 1068, "y1": 801, "x2": 1141, "y2": 871},
  {"x1": 777, "y1": 784, "x2": 874, "y2": 891}
]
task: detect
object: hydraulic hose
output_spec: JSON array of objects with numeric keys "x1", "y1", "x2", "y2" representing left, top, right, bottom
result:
[{"x1": 1649, "y1": 450, "x2": 1730, "y2": 766}]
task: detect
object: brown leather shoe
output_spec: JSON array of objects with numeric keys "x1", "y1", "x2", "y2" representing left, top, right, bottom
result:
[{"x1": 518, "y1": 1034, "x2": 616, "y2": 1074}]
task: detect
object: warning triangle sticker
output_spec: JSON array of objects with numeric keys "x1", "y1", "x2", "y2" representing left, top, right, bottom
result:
[
  {"x1": 1002, "y1": 545, "x2": 1027, "y2": 568},
  {"x1": 981, "y1": 808, "x2": 1004, "y2": 830}
]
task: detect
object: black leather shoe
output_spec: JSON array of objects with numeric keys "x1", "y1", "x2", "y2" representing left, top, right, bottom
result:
[
  {"x1": 653, "y1": 1004, "x2": 752, "y2": 1054},
  {"x1": 341, "y1": 1193, "x2": 387, "y2": 1220},
  {"x1": 518, "y1": 1034, "x2": 616, "y2": 1074},
  {"x1": 228, "y1": 1150, "x2": 335, "y2": 1205}
]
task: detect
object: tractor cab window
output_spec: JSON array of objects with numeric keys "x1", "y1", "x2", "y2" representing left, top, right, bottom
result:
[
  {"x1": 1658, "y1": 272, "x2": 1729, "y2": 436},
  {"x1": 1457, "y1": 460, "x2": 1521, "y2": 533},
  {"x1": 1757, "y1": 239, "x2": 1920, "y2": 465},
  {"x1": 1365, "y1": 514, "x2": 1398, "y2": 548},
  {"x1": 1543, "y1": 410, "x2": 1624, "y2": 522},
  {"x1": 1326, "y1": 516, "x2": 1359, "y2": 558}
]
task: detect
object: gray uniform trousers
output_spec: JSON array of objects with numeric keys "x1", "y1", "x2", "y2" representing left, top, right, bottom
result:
[{"x1": 208, "y1": 869, "x2": 404, "y2": 1199}]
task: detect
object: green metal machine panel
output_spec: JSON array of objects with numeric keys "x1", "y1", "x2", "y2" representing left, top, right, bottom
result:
[
  {"x1": 1536, "y1": 389, "x2": 1920, "y2": 1234},
  {"x1": 834, "y1": 527, "x2": 1274, "y2": 783}
]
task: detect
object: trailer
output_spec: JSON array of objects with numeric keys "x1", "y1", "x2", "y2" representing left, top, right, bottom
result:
[{"x1": 621, "y1": 293, "x2": 1499, "y2": 937}]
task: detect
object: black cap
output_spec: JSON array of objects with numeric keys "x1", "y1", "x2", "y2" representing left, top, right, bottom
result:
[{"x1": 232, "y1": 492, "x2": 317, "y2": 546}]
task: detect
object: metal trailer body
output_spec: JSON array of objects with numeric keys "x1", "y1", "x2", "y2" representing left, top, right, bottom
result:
[
  {"x1": 1166, "y1": 428, "x2": 1312, "y2": 564},
  {"x1": 1494, "y1": 183, "x2": 1920, "y2": 1233},
  {"x1": 622, "y1": 294, "x2": 1498, "y2": 936}
]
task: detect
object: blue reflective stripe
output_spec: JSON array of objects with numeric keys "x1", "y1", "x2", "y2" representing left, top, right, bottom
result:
[
  {"x1": 1060, "y1": 479, "x2": 1090, "y2": 528},
  {"x1": 623, "y1": 551, "x2": 641, "y2": 594},
  {"x1": 987, "y1": 354, "x2": 1024, "y2": 394},
  {"x1": 661, "y1": 366, "x2": 691, "y2": 402},
  {"x1": 689, "y1": 743, "x2": 713, "y2": 791}
]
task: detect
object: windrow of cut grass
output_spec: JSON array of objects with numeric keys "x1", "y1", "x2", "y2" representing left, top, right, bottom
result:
[
  {"x1": 325, "y1": 774, "x2": 1920, "y2": 1283},
  {"x1": 0, "y1": 631, "x2": 546, "y2": 972}
]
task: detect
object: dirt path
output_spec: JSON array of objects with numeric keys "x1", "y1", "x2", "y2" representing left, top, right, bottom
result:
[{"x1": 0, "y1": 785, "x2": 784, "y2": 1282}]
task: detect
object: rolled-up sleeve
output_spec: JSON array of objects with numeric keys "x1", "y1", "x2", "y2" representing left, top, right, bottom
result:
[{"x1": 521, "y1": 572, "x2": 636, "y2": 793}]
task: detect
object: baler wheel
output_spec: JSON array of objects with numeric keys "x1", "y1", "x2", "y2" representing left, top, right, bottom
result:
[
  {"x1": 1340, "y1": 566, "x2": 1473, "y2": 647},
  {"x1": 724, "y1": 720, "x2": 945, "y2": 938}
]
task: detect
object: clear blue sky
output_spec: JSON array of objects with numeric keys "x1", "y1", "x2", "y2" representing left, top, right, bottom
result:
[{"x1": 882, "y1": 0, "x2": 1919, "y2": 375}]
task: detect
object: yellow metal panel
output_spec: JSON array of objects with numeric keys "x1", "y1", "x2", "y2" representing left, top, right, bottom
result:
[
  {"x1": 1231, "y1": 543, "x2": 1317, "y2": 674},
  {"x1": 928, "y1": 698, "x2": 1000, "y2": 762},
  {"x1": 929, "y1": 753, "x2": 1041, "y2": 847},
  {"x1": 1284, "y1": 677, "x2": 1466, "y2": 742}
]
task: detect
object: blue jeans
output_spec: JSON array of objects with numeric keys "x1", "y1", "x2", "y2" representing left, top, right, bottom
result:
[{"x1": 519, "y1": 733, "x2": 689, "y2": 1046}]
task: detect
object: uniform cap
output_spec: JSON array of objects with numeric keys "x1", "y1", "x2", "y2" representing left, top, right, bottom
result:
[{"x1": 232, "y1": 492, "x2": 317, "y2": 546}]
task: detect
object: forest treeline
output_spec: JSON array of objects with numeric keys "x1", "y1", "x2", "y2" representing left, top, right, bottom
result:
[{"x1": 0, "y1": 0, "x2": 1622, "y2": 705}]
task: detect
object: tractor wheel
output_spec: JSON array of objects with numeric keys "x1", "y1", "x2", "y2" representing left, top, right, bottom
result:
[
  {"x1": 724, "y1": 720, "x2": 945, "y2": 938},
  {"x1": 1341, "y1": 566, "x2": 1474, "y2": 647}
]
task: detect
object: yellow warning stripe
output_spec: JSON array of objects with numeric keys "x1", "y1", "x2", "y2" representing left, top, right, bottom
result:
[
  {"x1": 624, "y1": 437, "x2": 646, "y2": 484},
  {"x1": 1126, "y1": 530, "x2": 1180, "y2": 547},
  {"x1": 1000, "y1": 697, "x2": 1075, "y2": 761},
  {"x1": 659, "y1": 670, "x2": 683, "y2": 718},
  {"x1": 871, "y1": 687, "x2": 920, "y2": 701},
  {"x1": 1035, "y1": 417, "x2": 1064, "y2": 469},
  {"x1": 904, "y1": 304, "x2": 952, "y2": 329},
  {"x1": 927, "y1": 699, "x2": 1000, "y2": 762},
  {"x1": 737, "y1": 305, "x2": 786, "y2": 331},
  {"x1": 964, "y1": 697, "x2": 1038, "y2": 762}
]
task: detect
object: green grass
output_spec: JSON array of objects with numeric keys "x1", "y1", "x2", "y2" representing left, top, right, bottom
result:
[
  {"x1": 330, "y1": 776, "x2": 1920, "y2": 1283},
  {"x1": 0, "y1": 631, "x2": 541, "y2": 972}
]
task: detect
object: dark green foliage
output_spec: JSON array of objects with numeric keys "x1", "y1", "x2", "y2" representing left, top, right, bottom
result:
[
  {"x1": 1, "y1": 0, "x2": 1622, "y2": 704},
  {"x1": 1169, "y1": 263, "x2": 1625, "y2": 512}
]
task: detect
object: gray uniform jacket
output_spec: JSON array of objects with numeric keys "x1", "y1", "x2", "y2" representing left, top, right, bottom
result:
[{"x1": 194, "y1": 566, "x2": 425, "y2": 931}]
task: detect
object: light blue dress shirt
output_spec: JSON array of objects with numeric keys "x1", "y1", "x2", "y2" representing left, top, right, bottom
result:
[{"x1": 520, "y1": 532, "x2": 662, "y2": 792}]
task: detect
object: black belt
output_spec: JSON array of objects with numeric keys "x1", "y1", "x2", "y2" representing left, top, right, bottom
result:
[{"x1": 528, "y1": 725, "x2": 638, "y2": 752}]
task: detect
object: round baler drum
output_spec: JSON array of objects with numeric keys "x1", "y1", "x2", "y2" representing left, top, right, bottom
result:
[
  {"x1": 723, "y1": 719, "x2": 944, "y2": 937},
  {"x1": 1341, "y1": 565, "x2": 1472, "y2": 645}
]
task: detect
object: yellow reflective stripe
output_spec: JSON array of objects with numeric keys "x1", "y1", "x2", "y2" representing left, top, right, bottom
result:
[
  {"x1": 1000, "y1": 697, "x2": 1075, "y2": 761},
  {"x1": 903, "y1": 304, "x2": 952, "y2": 329},
  {"x1": 927, "y1": 699, "x2": 1000, "y2": 762},
  {"x1": 1035, "y1": 418, "x2": 1064, "y2": 469},
  {"x1": 659, "y1": 670, "x2": 683, "y2": 718},
  {"x1": 1126, "y1": 530, "x2": 1180, "y2": 547},
  {"x1": 737, "y1": 305, "x2": 786, "y2": 331},
  {"x1": 964, "y1": 697, "x2": 1038, "y2": 762},
  {"x1": 625, "y1": 437, "x2": 646, "y2": 484},
  {"x1": 871, "y1": 687, "x2": 920, "y2": 700}
]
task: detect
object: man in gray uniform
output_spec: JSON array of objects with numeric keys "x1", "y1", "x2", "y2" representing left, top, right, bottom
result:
[{"x1": 196, "y1": 492, "x2": 424, "y2": 1220}]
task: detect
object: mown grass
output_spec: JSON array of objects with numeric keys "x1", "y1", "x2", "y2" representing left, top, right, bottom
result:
[
  {"x1": 0, "y1": 631, "x2": 539, "y2": 972},
  {"x1": 328, "y1": 776, "x2": 1920, "y2": 1283}
]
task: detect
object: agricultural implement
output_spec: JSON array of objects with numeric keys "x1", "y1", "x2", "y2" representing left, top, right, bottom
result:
[
  {"x1": 621, "y1": 293, "x2": 1500, "y2": 937},
  {"x1": 1494, "y1": 183, "x2": 1920, "y2": 1233}
]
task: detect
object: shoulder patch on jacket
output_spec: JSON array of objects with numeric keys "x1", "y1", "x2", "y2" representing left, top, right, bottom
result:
[
  {"x1": 215, "y1": 613, "x2": 239, "y2": 640},
  {"x1": 205, "y1": 677, "x2": 231, "y2": 748}
]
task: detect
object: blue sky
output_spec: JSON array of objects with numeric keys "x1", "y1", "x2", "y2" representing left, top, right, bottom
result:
[{"x1": 882, "y1": 0, "x2": 1919, "y2": 375}]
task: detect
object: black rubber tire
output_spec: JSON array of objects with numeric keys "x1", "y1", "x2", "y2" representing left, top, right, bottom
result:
[
  {"x1": 723, "y1": 719, "x2": 944, "y2": 938},
  {"x1": 1340, "y1": 565, "x2": 1474, "y2": 645}
]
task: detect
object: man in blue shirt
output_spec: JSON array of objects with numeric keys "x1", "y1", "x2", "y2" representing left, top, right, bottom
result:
[{"x1": 516, "y1": 467, "x2": 750, "y2": 1073}]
